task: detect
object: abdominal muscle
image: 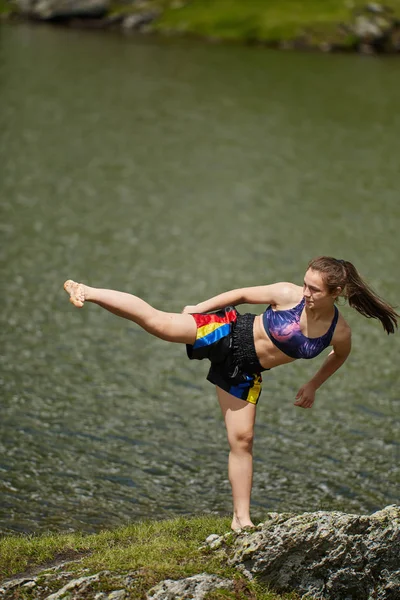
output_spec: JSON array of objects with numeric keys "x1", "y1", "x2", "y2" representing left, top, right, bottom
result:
[{"x1": 253, "y1": 314, "x2": 296, "y2": 370}]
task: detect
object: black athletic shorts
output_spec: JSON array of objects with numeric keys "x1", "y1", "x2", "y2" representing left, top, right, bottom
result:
[{"x1": 186, "y1": 307, "x2": 266, "y2": 404}]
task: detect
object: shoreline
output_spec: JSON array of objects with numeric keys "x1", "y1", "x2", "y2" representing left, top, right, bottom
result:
[
  {"x1": 1, "y1": 506, "x2": 398, "y2": 600},
  {"x1": 1, "y1": 1, "x2": 400, "y2": 55}
]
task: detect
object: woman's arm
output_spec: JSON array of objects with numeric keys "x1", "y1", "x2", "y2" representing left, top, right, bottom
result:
[
  {"x1": 182, "y1": 282, "x2": 298, "y2": 314},
  {"x1": 294, "y1": 326, "x2": 352, "y2": 409}
]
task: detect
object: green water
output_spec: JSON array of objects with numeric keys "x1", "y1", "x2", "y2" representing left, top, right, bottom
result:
[{"x1": 1, "y1": 24, "x2": 399, "y2": 535}]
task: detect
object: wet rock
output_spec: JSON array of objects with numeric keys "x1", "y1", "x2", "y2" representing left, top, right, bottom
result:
[
  {"x1": 15, "y1": 0, "x2": 109, "y2": 20},
  {"x1": 147, "y1": 573, "x2": 234, "y2": 599},
  {"x1": 223, "y1": 505, "x2": 400, "y2": 600}
]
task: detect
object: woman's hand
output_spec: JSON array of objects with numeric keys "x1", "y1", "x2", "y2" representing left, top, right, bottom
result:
[
  {"x1": 182, "y1": 305, "x2": 198, "y2": 314},
  {"x1": 294, "y1": 383, "x2": 317, "y2": 409}
]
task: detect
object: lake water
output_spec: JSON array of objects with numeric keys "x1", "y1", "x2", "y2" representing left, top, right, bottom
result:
[{"x1": 0, "y1": 23, "x2": 399, "y2": 535}]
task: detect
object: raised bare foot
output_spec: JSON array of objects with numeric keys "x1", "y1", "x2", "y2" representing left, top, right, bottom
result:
[{"x1": 64, "y1": 280, "x2": 86, "y2": 308}]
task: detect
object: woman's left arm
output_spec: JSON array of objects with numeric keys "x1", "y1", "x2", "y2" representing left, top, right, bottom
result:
[{"x1": 294, "y1": 327, "x2": 352, "y2": 409}]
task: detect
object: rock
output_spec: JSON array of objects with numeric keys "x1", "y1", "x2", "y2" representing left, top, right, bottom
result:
[
  {"x1": 122, "y1": 11, "x2": 159, "y2": 31},
  {"x1": 366, "y1": 2, "x2": 385, "y2": 13},
  {"x1": 15, "y1": 0, "x2": 109, "y2": 20},
  {"x1": 107, "y1": 591, "x2": 127, "y2": 600},
  {"x1": 204, "y1": 533, "x2": 224, "y2": 549},
  {"x1": 223, "y1": 505, "x2": 400, "y2": 600},
  {"x1": 354, "y1": 14, "x2": 382, "y2": 38},
  {"x1": 348, "y1": 3, "x2": 400, "y2": 52},
  {"x1": 147, "y1": 573, "x2": 234, "y2": 600},
  {"x1": 205, "y1": 533, "x2": 220, "y2": 544},
  {"x1": 46, "y1": 572, "x2": 104, "y2": 599},
  {"x1": 0, "y1": 567, "x2": 140, "y2": 599},
  {"x1": 0, "y1": 577, "x2": 38, "y2": 593}
]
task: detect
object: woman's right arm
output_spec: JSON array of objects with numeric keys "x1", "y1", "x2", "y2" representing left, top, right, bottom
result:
[{"x1": 182, "y1": 282, "x2": 298, "y2": 314}]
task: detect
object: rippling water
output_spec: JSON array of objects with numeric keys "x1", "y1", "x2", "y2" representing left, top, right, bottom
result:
[{"x1": 1, "y1": 23, "x2": 399, "y2": 534}]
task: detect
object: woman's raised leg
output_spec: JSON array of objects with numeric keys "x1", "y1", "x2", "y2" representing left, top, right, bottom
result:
[
  {"x1": 63, "y1": 280, "x2": 197, "y2": 344},
  {"x1": 216, "y1": 386, "x2": 256, "y2": 531}
]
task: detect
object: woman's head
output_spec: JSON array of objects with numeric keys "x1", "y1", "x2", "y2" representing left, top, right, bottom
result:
[
  {"x1": 307, "y1": 256, "x2": 347, "y2": 298},
  {"x1": 302, "y1": 265, "x2": 341, "y2": 308},
  {"x1": 306, "y1": 256, "x2": 398, "y2": 334}
]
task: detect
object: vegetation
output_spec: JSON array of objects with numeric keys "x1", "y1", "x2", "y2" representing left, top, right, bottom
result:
[
  {"x1": 0, "y1": 515, "x2": 300, "y2": 599},
  {"x1": 3, "y1": 1, "x2": 400, "y2": 49},
  {"x1": 0, "y1": 0, "x2": 13, "y2": 16},
  {"x1": 156, "y1": 0, "x2": 400, "y2": 45}
]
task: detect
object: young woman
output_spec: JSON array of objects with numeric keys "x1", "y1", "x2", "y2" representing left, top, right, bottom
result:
[{"x1": 63, "y1": 256, "x2": 398, "y2": 531}]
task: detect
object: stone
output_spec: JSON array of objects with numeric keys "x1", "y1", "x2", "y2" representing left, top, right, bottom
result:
[
  {"x1": 366, "y1": 2, "x2": 385, "y2": 13},
  {"x1": 15, "y1": 1, "x2": 109, "y2": 20},
  {"x1": 122, "y1": 11, "x2": 158, "y2": 30},
  {"x1": 45, "y1": 572, "x2": 104, "y2": 599},
  {"x1": 205, "y1": 533, "x2": 220, "y2": 544},
  {"x1": 222, "y1": 505, "x2": 400, "y2": 600},
  {"x1": 354, "y1": 14, "x2": 382, "y2": 38},
  {"x1": 0, "y1": 577, "x2": 37, "y2": 593},
  {"x1": 0, "y1": 568, "x2": 133, "y2": 599},
  {"x1": 107, "y1": 591, "x2": 127, "y2": 600},
  {"x1": 147, "y1": 573, "x2": 234, "y2": 600}
]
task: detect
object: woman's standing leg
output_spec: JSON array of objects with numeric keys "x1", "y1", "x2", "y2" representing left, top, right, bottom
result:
[
  {"x1": 216, "y1": 386, "x2": 256, "y2": 531},
  {"x1": 63, "y1": 280, "x2": 196, "y2": 344}
]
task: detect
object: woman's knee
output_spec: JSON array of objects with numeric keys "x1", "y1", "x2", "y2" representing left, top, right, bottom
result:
[
  {"x1": 228, "y1": 428, "x2": 254, "y2": 452},
  {"x1": 143, "y1": 310, "x2": 172, "y2": 339}
]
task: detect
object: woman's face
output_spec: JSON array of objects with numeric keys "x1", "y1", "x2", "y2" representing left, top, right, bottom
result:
[{"x1": 303, "y1": 269, "x2": 338, "y2": 308}]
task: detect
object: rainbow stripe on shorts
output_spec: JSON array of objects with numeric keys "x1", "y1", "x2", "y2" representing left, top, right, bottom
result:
[{"x1": 186, "y1": 307, "x2": 263, "y2": 404}]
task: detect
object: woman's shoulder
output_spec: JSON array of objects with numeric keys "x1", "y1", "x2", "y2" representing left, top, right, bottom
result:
[
  {"x1": 271, "y1": 282, "x2": 303, "y2": 308},
  {"x1": 333, "y1": 311, "x2": 351, "y2": 342}
]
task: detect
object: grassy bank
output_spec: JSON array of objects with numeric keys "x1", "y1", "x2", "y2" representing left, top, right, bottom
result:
[
  {"x1": 0, "y1": 516, "x2": 299, "y2": 599},
  {"x1": 0, "y1": 0, "x2": 13, "y2": 15},
  {"x1": 3, "y1": 1, "x2": 400, "y2": 50},
  {"x1": 156, "y1": 0, "x2": 400, "y2": 46}
]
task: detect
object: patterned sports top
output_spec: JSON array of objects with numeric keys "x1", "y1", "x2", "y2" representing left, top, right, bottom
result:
[{"x1": 262, "y1": 298, "x2": 339, "y2": 360}]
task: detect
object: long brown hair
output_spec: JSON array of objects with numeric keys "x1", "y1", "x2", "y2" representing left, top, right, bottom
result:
[{"x1": 308, "y1": 256, "x2": 398, "y2": 334}]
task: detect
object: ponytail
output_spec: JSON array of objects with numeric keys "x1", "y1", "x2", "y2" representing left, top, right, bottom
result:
[
  {"x1": 308, "y1": 256, "x2": 399, "y2": 335},
  {"x1": 342, "y1": 260, "x2": 398, "y2": 335}
]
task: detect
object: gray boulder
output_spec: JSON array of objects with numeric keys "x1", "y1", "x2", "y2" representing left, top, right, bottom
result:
[
  {"x1": 16, "y1": 0, "x2": 109, "y2": 20},
  {"x1": 222, "y1": 505, "x2": 399, "y2": 600},
  {"x1": 147, "y1": 573, "x2": 234, "y2": 600}
]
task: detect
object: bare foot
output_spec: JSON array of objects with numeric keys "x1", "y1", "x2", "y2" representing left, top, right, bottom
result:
[
  {"x1": 231, "y1": 516, "x2": 255, "y2": 532},
  {"x1": 64, "y1": 280, "x2": 86, "y2": 308}
]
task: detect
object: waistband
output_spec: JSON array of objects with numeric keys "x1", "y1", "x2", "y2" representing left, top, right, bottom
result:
[{"x1": 231, "y1": 313, "x2": 266, "y2": 374}]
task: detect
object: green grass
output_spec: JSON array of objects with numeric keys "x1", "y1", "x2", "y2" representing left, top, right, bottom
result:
[
  {"x1": 0, "y1": 516, "x2": 300, "y2": 599},
  {"x1": 155, "y1": 0, "x2": 400, "y2": 45},
  {"x1": 0, "y1": 0, "x2": 13, "y2": 16}
]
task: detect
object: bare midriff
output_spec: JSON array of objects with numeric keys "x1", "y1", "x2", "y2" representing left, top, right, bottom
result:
[{"x1": 253, "y1": 314, "x2": 296, "y2": 370}]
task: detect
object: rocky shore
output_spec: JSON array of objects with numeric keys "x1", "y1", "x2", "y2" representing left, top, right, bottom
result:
[
  {"x1": 1, "y1": 505, "x2": 399, "y2": 600},
  {"x1": 1, "y1": 1, "x2": 400, "y2": 54}
]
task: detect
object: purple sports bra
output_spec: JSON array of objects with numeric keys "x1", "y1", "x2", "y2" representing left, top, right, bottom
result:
[{"x1": 263, "y1": 298, "x2": 339, "y2": 360}]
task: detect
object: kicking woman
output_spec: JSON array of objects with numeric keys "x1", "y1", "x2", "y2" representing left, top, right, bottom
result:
[{"x1": 63, "y1": 256, "x2": 398, "y2": 531}]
